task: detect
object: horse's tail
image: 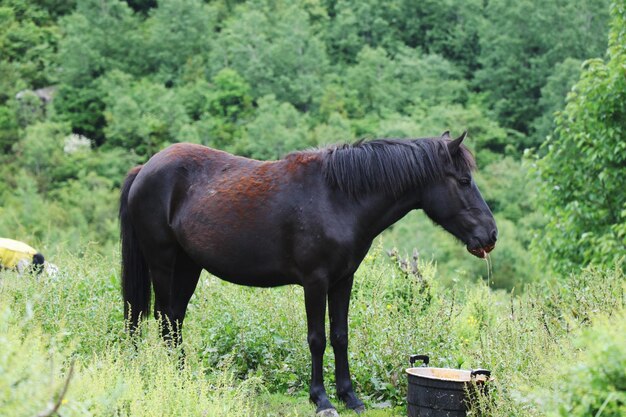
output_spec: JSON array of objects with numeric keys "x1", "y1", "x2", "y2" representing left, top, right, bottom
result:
[{"x1": 119, "y1": 165, "x2": 150, "y2": 332}]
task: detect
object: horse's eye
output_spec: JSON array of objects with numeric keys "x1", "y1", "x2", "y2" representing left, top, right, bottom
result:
[{"x1": 459, "y1": 177, "x2": 471, "y2": 186}]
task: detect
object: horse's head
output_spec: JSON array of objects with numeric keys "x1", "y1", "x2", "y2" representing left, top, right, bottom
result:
[{"x1": 420, "y1": 132, "x2": 497, "y2": 258}]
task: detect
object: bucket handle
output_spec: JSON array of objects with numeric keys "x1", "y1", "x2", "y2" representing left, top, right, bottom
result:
[
  {"x1": 409, "y1": 354, "x2": 429, "y2": 367},
  {"x1": 470, "y1": 369, "x2": 491, "y2": 380}
]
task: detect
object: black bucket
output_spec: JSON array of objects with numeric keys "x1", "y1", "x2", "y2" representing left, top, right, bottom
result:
[{"x1": 406, "y1": 355, "x2": 491, "y2": 417}]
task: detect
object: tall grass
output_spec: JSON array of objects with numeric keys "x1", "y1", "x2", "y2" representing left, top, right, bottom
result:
[
  {"x1": 0, "y1": 243, "x2": 623, "y2": 416},
  {"x1": 0, "y1": 252, "x2": 264, "y2": 417}
]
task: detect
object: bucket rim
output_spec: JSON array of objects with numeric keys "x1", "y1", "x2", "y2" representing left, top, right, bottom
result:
[{"x1": 406, "y1": 366, "x2": 491, "y2": 383}]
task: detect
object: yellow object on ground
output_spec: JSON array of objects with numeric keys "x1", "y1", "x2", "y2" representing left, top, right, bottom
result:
[{"x1": 0, "y1": 238, "x2": 38, "y2": 269}]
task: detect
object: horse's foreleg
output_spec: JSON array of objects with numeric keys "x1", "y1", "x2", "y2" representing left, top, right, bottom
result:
[
  {"x1": 328, "y1": 275, "x2": 365, "y2": 413},
  {"x1": 303, "y1": 279, "x2": 336, "y2": 415}
]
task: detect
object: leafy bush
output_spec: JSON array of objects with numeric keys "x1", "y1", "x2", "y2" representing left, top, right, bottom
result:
[
  {"x1": 535, "y1": 312, "x2": 626, "y2": 416},
  {"x1": 209, "y1": 2, "x2": 329, "y2": 109},
  {"x1": 238, "y1": 94, "x2": 313, "y2": 159},
  {"x1": 101, "y1": 71, "x2": 191, "y2": 157},
  {"x1": 532, "y1": 1, "x2": 626, "y2": 274}
]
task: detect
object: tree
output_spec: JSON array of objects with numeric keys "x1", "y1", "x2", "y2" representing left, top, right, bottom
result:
[
  {"x1": 407, "y1": 101, "x2": 511, "y2": 167},
  {"x1": 101, "y1": 71, "x2": 190, "y2": 157},
  {"x1": 345, "y1": 46, "x2": 467, "y2": 118},
  {"x1": 475, "y1": 0, "x2": 609, "y2": 142},
  {"x1": 53, "y1": 0, "x2": 143, "y2": 144},
  {"x1": 143, "y1": 0, "x2": 217, "y2": 85},
  {"x1": 0, "y1": 1, "x2": 60, "y2": 91},
  {"x1": 0, "y1": 105, "x2": 18, "y2": 153},
  {"x1": 311, "y1": 112, "x2": 353, "y2": 146},
  {"x1": 209, "y1": 2, "x2": 329, "y2": 110},
  {"x1": 57, "y1": 0, "x2": 142, "y2": 86},
  {"x1": 11, "y1": 121, "x2": 70, "y2": 192},
  {"x1": 0, "y1": 0, "x2": 62, "y2": 153},
  {"x1": 395, "y1": 0, "x2": 484, "y2": 76},
  {"x1": 239, "y1": 95, "x2": 312, "y2": 160},
  {"x1": 323, "y1": 0, "x2": 483, "y2": 75},
  {"x1": 531, "y1": 58, "x2": 583, "y2": 145},
  {"x1": 323, "y1": 0, "x2": 404, "y2": 63},
  {"x1": 187, "y1": 68, "x2": 254, "y2": 151},
  {"x1": 52, "y1": 83, "x2": 107, "y2": 145},
  {"x1": 532, "y1": 0, "x2": 626, "y2": 273}
]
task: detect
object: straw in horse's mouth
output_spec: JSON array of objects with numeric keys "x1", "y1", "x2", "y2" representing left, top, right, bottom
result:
[{"x1": 467, "y1": 244, "x2": 495, "y2": 259}]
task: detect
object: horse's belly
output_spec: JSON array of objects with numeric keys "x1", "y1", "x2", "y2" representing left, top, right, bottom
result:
[
  {"x1": 180, "y1": 237, "x2": 300, "y2": 287},
  {"x1": 208, "y1": 270, "x2": 299, "y2": 288}
]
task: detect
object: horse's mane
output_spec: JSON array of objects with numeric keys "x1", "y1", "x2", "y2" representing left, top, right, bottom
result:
[{"x1": 316, "y1": 137, "x2": 476, "y2": 198}]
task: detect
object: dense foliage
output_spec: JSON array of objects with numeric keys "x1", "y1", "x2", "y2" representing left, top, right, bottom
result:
[
  {"x1": 541, "y1": 313, "x2": 626, "y2": 416},
  {"x1": 532, "y1": 2, "x2": 626, "y2": 274},
  {"x1": 1, "y1": 0, "x2": 620, "y2": 285}
]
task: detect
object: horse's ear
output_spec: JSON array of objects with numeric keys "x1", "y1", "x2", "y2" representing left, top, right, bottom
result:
[
  {"x1": 441, "y1": 130, "x2": 451, "y2": 139},
  {"x1": 447, "y1": 131, "x2": 467, "y2": 154}
]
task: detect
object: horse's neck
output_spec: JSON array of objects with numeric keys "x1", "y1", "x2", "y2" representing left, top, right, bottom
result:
[{"x1": 354, "y1": 190, "x2": 421, "y2": 240}]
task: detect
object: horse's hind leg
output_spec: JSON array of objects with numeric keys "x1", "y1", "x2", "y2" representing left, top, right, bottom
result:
[{"x1": 150, "y1": 248, "x2": 202, "y2": 347}]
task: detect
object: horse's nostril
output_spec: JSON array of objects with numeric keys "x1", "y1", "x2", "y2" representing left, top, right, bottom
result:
[{"x1": 491, "y1": 230, "x2": 498, "y2": 242}]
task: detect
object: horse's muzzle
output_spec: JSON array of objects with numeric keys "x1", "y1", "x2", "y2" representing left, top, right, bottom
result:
[{"x1": 467, "y1": 244, "x2": 495, "y2": 259}]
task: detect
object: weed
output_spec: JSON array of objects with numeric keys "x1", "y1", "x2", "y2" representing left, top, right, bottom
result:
[{"x1": 0, "y1": 245, "x2": 624, "y2": 416}]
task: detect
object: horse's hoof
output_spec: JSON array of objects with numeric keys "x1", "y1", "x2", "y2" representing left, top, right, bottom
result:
[
  {"x1": 316, "y1": 408, "x2": 340, "y2": 417},
  {"x1": 341, "y1": 394, "x2": 365, "y2": 414}
]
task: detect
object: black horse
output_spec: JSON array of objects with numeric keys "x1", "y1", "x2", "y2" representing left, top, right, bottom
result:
[{"x1": 119, "y1": 131, "x2": 497, "y2": 415}]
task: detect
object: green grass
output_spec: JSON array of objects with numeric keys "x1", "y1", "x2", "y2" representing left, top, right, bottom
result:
[{"x1": 0, "y1": 243, "x2": 624, "y2": 416}]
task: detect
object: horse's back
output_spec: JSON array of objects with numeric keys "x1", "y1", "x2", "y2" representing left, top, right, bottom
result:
[
  {"x1": 126, "y1": 143, "x2": 332, "y2": 285},
  {"x1": 129, "y1": 143, "x2": 261, "y2": 209},
  {"x1": 141, "y1": 142, "x2": 258, "y2": 176}
]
